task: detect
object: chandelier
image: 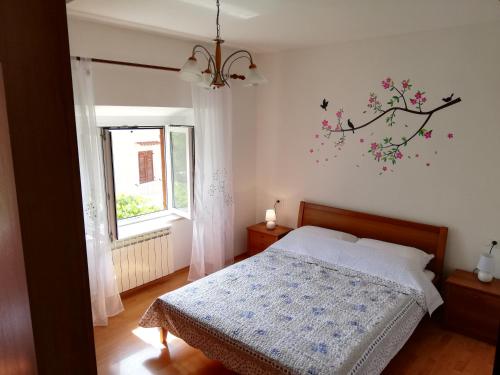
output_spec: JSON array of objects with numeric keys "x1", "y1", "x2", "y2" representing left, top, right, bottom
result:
[{"x1": 179, "y1": 0, "x2": 266, "y2": 88}]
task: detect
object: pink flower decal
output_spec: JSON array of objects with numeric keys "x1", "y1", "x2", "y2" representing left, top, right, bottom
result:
[
  {"x1": 410, "y1": 90, "x2": 427, "y2": 110},
  {"x1": 315, "y1": 134, "x2": 319, "y2": 138},
  {"x1": 370, "y1": 142, "x2": 378, "y2": 151},
  {"x1": 375, "y1": 151, "x2": 382, "y2": 161},
  {"x1": 424, "y1": 130, "x2": 432, "y2": 139},
  {"x1": 367, "y1": 93, "x2": 383, "y2": 113},
  {"x1": 395, "y1": 151, "x2": 403, "y2": 159},
  {"x1": 402, "y1": 80, "x2": 409, "y2": 89},
  {"x1": 359, "y1": 138, "x2": 364, "y2": 143},
  {"x1": 336, "y1": 110, "x2": 343, "y2": 119},
  {"x1": 447, "y1": 133, "x2": 454, "y2": 139},
  {"x1": 309, "y1": 149, "x2": 314, "y2": 153},
  {"x1": 322, "y1": 119, "x2": 329, "y2": 127},
  {"x1": 382, "y1": 166, "x2": 388, "y2": 171},
  {"x1": 382, "y1": 78, "x2": 392, "y2": 89}
]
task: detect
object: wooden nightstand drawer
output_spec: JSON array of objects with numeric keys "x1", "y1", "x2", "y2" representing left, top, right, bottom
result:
[
  {"x1": 445, "y1": 285, "x2": 500, "y2": 342},
  {"x1": 246, "y1": 223, "x2": 293, "y2": 256},
  {"x1": 248, "y1": 232, "x2": 275, "y2": 253},
  {"x1": 444, "y1": 270, "x2": 500, "y2": 344}
]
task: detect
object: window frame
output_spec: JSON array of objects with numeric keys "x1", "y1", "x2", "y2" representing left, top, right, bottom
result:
[
  {"x1": 166, "y1": 125, "x2": 194, "y2": 219},
  {"x1": 102, "y1": 125, "x2": 193, "y2": 241}
]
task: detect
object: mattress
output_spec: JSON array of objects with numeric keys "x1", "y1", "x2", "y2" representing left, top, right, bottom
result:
[{"x1": 140, "y1": 248, "x2": 428, "y2": 374}]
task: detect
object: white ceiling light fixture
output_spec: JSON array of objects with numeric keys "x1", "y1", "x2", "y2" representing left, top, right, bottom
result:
[{"x1": 179, "y1": 0, "x2": 266, "y2": 89}]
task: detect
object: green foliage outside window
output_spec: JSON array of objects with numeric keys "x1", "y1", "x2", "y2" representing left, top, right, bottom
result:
[{"x1": 116, "y1": 194, "x2": 161, "y2": 220}]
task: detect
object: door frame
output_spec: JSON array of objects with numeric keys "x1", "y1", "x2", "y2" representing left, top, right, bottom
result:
[{"x1": 0, "y1": 2, "x2": 97, "y2": 374}]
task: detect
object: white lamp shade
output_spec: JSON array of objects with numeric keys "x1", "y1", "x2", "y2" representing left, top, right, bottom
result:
[
  {"x1": 197, "y1": 70, "x2": 213, "y2": 88},
  {"x1": 244, "y1": 65, "x2": 267, "y2": 87},
  {"x1": 477, "y1": 254, "x2": 494, "y2": 274},
  {"x1": 179, "y1": 58, "x2": 202, "y2": 82},
  {"x1": 265, "y1": 209, "x2": 276, "y2": 222}
]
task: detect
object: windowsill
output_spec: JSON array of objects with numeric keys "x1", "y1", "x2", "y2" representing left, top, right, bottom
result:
[{"x1": 117, "y1": 212, "x2": 185, "y2": 240}]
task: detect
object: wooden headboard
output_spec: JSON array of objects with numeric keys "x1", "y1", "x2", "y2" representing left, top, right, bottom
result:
[{"x1": 297, "y1": 201, "x2": 448, "y2": 281}]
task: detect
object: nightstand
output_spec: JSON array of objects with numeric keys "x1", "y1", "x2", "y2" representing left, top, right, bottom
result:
[
  {"x1": 444, "y1": 269, "x2": 500, "y2": 344},
  {"x1": 246, "y1": 222, "x2": 293, "y2": 256}
]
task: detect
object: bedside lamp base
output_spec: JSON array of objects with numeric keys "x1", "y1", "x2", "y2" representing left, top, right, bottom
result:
[
  {"x1": 266, "y1": 221, "x2": 276, "y2": 230},
  {"x1": 478, "y1": 271, "x2": 494, "y2": 283}
]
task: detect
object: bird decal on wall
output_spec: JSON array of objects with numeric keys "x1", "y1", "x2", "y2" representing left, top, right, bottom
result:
[
  {"x1": 442, "y1": 93, "x2": 454, "y2": 103},
  {"x1": 347, "y1": 119, "x2": 355, "y2": 133},
  {"x1": 320, "y1": 98, "x2": 329, "y2": 111}
]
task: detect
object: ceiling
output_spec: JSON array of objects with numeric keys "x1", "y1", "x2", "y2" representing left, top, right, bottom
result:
[{"x1": 67, "y1": 0, "x2": 500, "y2": 53}]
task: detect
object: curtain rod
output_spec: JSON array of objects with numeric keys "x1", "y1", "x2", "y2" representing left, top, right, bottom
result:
[{"x1": 73, "y1": 56, "x2": 180, "y2": 72}]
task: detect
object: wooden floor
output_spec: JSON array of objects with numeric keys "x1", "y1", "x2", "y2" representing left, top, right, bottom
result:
[{"x1": 94, "y1": 267, "x2": 496, "y2": 375}]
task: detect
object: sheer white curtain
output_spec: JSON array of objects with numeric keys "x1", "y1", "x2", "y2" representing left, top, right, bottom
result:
[
  {"x1": 188, "y1": 86, "x2": 234, "y2": 281},
  {"x1": 71, "y1": 58, "x2": 123, "y2": 326}
]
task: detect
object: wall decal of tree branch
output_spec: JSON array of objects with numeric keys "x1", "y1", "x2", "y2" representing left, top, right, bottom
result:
[{"x1": 315, "y1": 78, "x2": 461, "y2": 172}]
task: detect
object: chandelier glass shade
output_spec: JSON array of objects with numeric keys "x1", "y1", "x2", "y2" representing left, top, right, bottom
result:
[{"x1": 179, "y1": 0, "x2": 266, "y2": 89}]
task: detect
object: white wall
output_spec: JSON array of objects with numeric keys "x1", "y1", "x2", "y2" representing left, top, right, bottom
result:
[
  {"x1": 69, "y1": 17, "x2": 500, "y2": 278},
  {"x1": 255, "y1": 21, "x2": 500, "y2": 276},
  {"x1": 68, "y1": 18, "x2": 257, "y2": 269}
]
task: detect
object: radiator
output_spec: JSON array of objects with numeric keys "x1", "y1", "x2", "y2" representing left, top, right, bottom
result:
[{"x1": 111, "y1": 229, "x2": 173, "y2": 293}]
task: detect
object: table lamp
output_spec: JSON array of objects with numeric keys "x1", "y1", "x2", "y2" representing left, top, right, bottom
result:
[
  {"x1": 476, "y1": 240, "x2": 497, "y2": 283},
  {"x1": 265, "y1": 209, "x2": 276, "y2": 230}
]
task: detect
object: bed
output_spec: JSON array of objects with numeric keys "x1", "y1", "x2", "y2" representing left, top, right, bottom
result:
[{"x1": 140, "y1": 201, "x2": 448, "y2": 374}]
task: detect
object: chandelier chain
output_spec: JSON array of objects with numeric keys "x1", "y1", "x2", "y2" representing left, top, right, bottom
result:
[{"x1": 216, "y1": 0, "x2": 221, "y2": 40}]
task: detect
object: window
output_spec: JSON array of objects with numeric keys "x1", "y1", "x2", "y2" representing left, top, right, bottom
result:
[{"x1": 102, "y1": 125, "x2": 193, "y2": 239}]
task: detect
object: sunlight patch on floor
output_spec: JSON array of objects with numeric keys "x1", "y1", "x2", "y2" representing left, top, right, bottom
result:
[{"x1": 132, "y1": 327, "x2": 181, "y2": 349}]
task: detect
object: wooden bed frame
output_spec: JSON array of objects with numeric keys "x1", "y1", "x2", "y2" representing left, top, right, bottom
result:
[{"x1": 297, "y1": 201, "x2": 448, "y2": 282}]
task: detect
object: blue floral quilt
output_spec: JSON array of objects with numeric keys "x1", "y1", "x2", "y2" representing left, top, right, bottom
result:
[{"x1": 140, "y1": 248, "x2": 425, "y2": 374}]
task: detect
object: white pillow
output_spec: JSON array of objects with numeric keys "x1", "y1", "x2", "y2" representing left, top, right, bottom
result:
[
  {"x1": 424, "y1": 270, "x2": 436, "y2": 281},
  {"x1": 356, "y1": 238, "x2": 434, "y2": 270},
  {"x1": 294, "y1": 225, "x2": 358, "y2": 243}
]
